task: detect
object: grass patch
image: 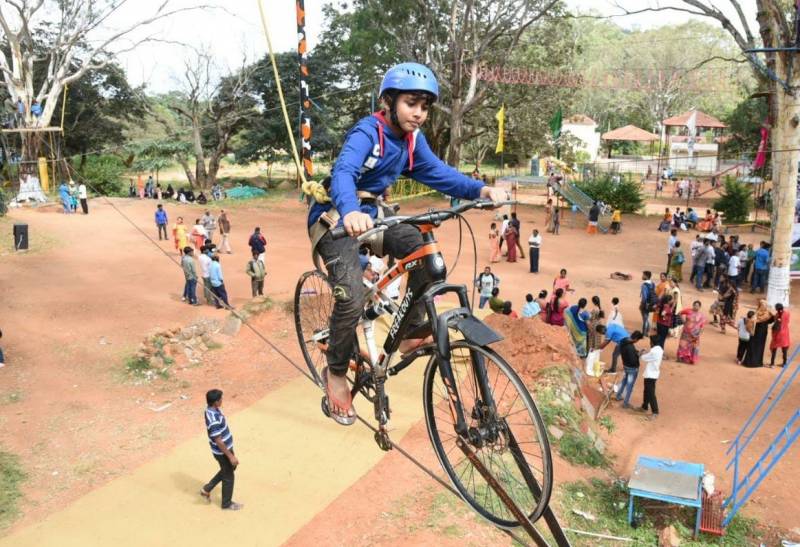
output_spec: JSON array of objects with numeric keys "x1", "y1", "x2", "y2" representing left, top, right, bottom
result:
[
  {"x1": 0, "y1": 450, "x2": 26, "y2": 529},
  {"x1": 0, "y1": 390, "x2": 23, "y2": 404},
  {"x1": 558, "y1": 432, "x2": 606, "y2": 467},
  {"x1": 125, "y1": 355, "x2": 151, "y2": 377},
  {"x1": 598, "y1": 415, "x2": 615, "y2": 434},
  {"x1": 561, "y1": 479, "x2": 766, "y2": 546},
  {"x1": 205, "y1": 341, "x2": 223, "y2": 350},
  {"x1": 533, "y1": 366, "x2": 609, "y2": 468}
]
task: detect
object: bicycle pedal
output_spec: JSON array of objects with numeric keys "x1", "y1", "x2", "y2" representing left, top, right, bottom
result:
[
  {"x1": 374, "y1": 430, "x2": 393, "y2": 451},
  {"x1": 320, "y1": 396, "x2": 331, "y2": 418}
]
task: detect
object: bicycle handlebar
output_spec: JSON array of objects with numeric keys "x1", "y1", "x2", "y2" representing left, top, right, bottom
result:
[{"x1": 329, "y1": 199, "x2": 516, "y2": 241}]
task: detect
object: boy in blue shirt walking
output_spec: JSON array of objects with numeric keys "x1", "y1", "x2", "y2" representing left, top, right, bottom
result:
[{"x1": 308, "y1": 63, "x2": 504, "y2": 425}]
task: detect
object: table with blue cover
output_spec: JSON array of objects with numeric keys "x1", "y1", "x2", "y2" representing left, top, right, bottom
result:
[{"x1": 628, "y1": 455, "x2": 704, "y2": 537}]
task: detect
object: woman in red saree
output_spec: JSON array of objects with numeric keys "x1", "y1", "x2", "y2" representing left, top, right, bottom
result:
[
  {"x1": 504, "y1": 223, "x2": 518, "y2": 262},
  {"x1": 677, "y1": 300, "x2": 707, "y2": 364},
  {"x1": 769, "y1": 303, "x2": 791, "y2": 367}
]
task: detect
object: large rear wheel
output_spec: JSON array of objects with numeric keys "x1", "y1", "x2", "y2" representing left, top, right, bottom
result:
[
  {"x1": 423, "y1": 341, "x2": 552, "y2": 527},
  {"x1": 294, "y1": 270, "x2": 333, "y2": 386}
]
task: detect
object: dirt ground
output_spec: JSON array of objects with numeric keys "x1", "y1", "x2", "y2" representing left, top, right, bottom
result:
[{"x1": 1, "y1": 191, "x2": 798, "y2": 543}]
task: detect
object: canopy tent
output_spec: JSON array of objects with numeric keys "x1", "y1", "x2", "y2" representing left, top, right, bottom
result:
[
  {"x1": 601, "y1": 125, "x2": 659, "y2": 159},
  {"x1": 662, "y1": 110, "x2": 727, "y2": 129},
  {"x1": 601, "y1": 125, "x2": 659, "y2": 141}
]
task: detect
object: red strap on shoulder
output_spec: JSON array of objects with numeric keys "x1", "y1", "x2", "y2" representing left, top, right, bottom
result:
[{"x1": 372, "y1": 111, "x2": 415, "y2": 171}]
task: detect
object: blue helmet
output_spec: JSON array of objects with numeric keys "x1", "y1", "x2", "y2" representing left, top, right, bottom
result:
[{"x1": 379, "y1": 62, "x2": 439, "y2": 101}]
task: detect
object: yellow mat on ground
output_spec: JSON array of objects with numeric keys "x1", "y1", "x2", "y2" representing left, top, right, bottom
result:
[{"x1": 3, "y1": 302, "x2": 489, "y2": 547}]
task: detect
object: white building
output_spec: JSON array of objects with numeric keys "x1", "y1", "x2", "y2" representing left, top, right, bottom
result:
[{"x1": 562, "y1": 115, "x2": 601, "y2": 161}]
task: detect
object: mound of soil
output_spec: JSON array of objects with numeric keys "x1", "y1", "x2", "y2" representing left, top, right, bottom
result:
[{"x1": 483, "y1": 314, "x2": 580, "y2": 377}]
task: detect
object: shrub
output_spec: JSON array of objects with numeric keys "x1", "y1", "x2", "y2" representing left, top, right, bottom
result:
[
  {"x1": 713, "y1": 178, "x2": 752, "y2": 224},
  {"x1": 74, "y1": 155, "x2": 127, "y2": 196},
  {"x1": 577, "y1": 174, "x2": 644, "y2": 213}
]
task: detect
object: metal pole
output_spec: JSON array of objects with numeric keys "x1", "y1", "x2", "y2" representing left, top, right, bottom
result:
[{"x1": 297, "y1": 0, "x2": 313, "y2": 183}]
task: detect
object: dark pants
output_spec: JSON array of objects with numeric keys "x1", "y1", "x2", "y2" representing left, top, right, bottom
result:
[
  {"x1": 157, "y1": 223, "x2": 168, "y2": 240},
  {"x1": 316, "y1": 222, "x2": 427, "y2": 376},
  {"x1": 183, "y1": 278, "x2": 197, "y2": 304},
  {"x1": 666, "y1": 253, "x2": 672, "y2": 274},
  {"x1": 751, "y1": 269, "x2": 768, "y2": 292},
  {"x1": 655, "y1": 323, "x2": 670, "y2": 348},
  {"x1": 730, "y1": 273, "x2": 740, "y2": 289},
  {"x1": 251, "y1": 278, "x2": 264, "y2": 297},
  {"x1": 211, "y1": 283, "x2": 230, "y2": 308},
  {"x1": 529, "y1": 246, "x2": 539, "y2": 273},
  {"x1": 771, "y1": 347, "x2": 789, "y2": 366},
  {"x1": 703, "y1": 264, "x2": 714, "y2": 288},
  {"x1": 80, "y1": 198, "x2": 88, "y2": 214},
  {"x1": 608, "y1": 344, "x2": 621, "y2": 372},
  {"x1": 204, "y1": 450, "x2": 236, "y2": 508},
  {"x1": 737, "y1": 339, "x2": 749, "y2": 362},
  {"x1": 642, "y1": 378, "x2": 659, "y2": 414}
]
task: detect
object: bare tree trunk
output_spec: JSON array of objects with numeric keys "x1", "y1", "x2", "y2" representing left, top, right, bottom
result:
[
  {"x1": 767, "y1": 55, "x2": 797, "y2": 307},
  {"x1": 177, "y1": 158, "x2": 196, "y2": 188}
]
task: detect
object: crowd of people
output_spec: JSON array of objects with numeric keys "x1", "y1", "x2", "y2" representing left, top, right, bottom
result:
[
  {"x1": 58, "y1": 180, "x2": 89, "y2": 214},
  {"x1": 129, "y1": 174, "x2": 226, "y2": 205},
  {"x1": 157, "y1": 202, "x2": 271, "y2": 311}
]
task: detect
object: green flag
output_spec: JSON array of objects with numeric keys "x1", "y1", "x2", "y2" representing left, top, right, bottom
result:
[{"x1": 549, "y1": 108, "x2": 562, "y2": 140}]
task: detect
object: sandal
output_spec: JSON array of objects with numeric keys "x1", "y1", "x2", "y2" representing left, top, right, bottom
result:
[
  {"x1": 321, "y1": 367, "x2": 357, "y2": 426},
  {"x1": 199, "y1": 489, "x2": 210, "y2": 502},
  {"x1": 399, "y1": 336, "x2": 434, "y2": 359}
]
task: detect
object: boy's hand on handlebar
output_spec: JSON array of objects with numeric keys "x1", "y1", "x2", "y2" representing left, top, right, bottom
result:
[
  {"x1": 343, "y1": 211, "x2": 374, "y2": 237},
  {"x1": 480, "y1": 185, "x2": 509, "y2": 206}
]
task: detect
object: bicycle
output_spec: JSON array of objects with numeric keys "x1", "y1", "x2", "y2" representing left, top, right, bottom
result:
[{"x1": 294, "y1": 199, "x2": 553, "y2": 529}]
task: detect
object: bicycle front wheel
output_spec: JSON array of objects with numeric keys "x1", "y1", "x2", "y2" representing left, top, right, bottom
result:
[{"x1": 423, "y1": 341, "x2": 552, "y2": 527}]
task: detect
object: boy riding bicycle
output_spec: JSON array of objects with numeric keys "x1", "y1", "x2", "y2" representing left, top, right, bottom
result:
[{"x1": 307, "y1": 62, "x2": 505, "y2": 425}]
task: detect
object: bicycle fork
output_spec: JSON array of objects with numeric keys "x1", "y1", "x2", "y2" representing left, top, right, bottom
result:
[{"x1": 361, "y1": 319, "x2": 393, "y2": 451}]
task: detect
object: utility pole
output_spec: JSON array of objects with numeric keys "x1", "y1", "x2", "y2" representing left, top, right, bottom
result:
[{"x1": 297, "y1": 0, "x2": 313, "y2": 184}]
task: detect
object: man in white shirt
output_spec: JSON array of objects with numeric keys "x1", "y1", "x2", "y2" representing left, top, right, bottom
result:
[
  {"x1": 639, "y1": 335, "x2": 663, "y2": 419},
  {"x1": 198, "y1": 246, "x2": 214, "y2": 306},
  {"x1": 666, "y1": 229, "x2": 678, "y2": 272},
  {"x1": 475, "y1": 267, "x2": 500, "y2": 309},
  {"x1": 77, "y1": 182, "x2": 88, "y2": 214},
  {"x1": 528, "y1": 229, "x2": 542, "y2": 273},
  {"x1": 727, "y1": 251, "x2": 741, "y2": 288}
]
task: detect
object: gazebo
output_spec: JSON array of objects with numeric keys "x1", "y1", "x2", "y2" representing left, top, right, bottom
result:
[
  {"x1": 600, "y1": 124, "x2": 659, "y2": 158},
  {"x1": 661, "y1": 110, "x2": 727, "y2": 173}
]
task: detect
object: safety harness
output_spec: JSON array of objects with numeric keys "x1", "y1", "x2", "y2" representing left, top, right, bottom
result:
[{"x1": 306, "y1": 112, "x2": 416, "y2": 268}]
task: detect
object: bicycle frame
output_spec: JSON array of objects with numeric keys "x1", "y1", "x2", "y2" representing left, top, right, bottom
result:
[{"x1": 357, "y1": 224, "x2": 502, "y2": 437}]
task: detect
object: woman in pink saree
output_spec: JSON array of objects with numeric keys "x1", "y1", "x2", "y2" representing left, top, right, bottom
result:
[
  {"x1": 677, "y1": 300, "x2": 707, "y2": 364},
  {"x1": 489, "y1": 222, "x2": 501, "y2": 263}
]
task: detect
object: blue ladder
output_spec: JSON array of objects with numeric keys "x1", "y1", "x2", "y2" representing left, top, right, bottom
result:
[{"x1": 723, "y1": 347, "x2": 800, "y2": 527}]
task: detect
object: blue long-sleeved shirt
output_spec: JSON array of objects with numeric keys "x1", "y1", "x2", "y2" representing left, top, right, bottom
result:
[
  {"x1": 209, "y1": 261, "x2": 223, "y2": 287},
  {"x1": 754, "y1": 248, "x2": 770, "y2": 270},
  {"x1": 308, "y1": 114, "x2": 484, "y2": 226},
  {"x1": 155, "y1": 209, "x2": 168, "y2": 225}
]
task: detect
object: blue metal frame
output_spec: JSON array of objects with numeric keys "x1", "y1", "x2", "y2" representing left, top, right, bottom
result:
[{"x1": 723, "y1": 347, "x2": 800, "y2": 527}]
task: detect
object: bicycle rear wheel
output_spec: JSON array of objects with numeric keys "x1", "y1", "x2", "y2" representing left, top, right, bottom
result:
[
  {"x1": 423, "y1": 341, "x2": 552, "y2": 527},
  {"x1": 294, "y1": 270, "x2": 333, "y2": 386}
]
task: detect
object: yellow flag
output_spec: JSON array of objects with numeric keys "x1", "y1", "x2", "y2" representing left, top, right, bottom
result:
[{"x1": 495, "y1": 104, "x2": 505, "y2": 154}]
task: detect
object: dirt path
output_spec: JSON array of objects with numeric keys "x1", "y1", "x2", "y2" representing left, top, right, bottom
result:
[{"x1": 0, "y1": 194, "x2": 798, "y2": 542}]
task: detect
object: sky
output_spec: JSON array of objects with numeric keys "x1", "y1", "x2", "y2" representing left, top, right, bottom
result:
[{"x1": 110, "y1": 0, "x2": 759, "y2": 94}]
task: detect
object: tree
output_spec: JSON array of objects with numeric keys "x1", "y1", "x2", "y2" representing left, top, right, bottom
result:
[
  {"x1": 58, "y1": 62, "x2": 148, "y2": 169},
  {"x1": 608, "y1": 1, "x2": 797, "y2": 306},
  {"x1": 714, "y1": 178, "x2": 752, "y2": 223},
  {"x1": 165, "y1": 50, "x2": 256, "y2": 189},
  {"x1": 0, "y1": 0, "x2": 204, "y2": 130},
  {"x1": 318, "y1": 0, "x2": 560, "y2": 166},
  {"x1": 231, "y1": 50, "x2": 339, "y2": 170}
]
